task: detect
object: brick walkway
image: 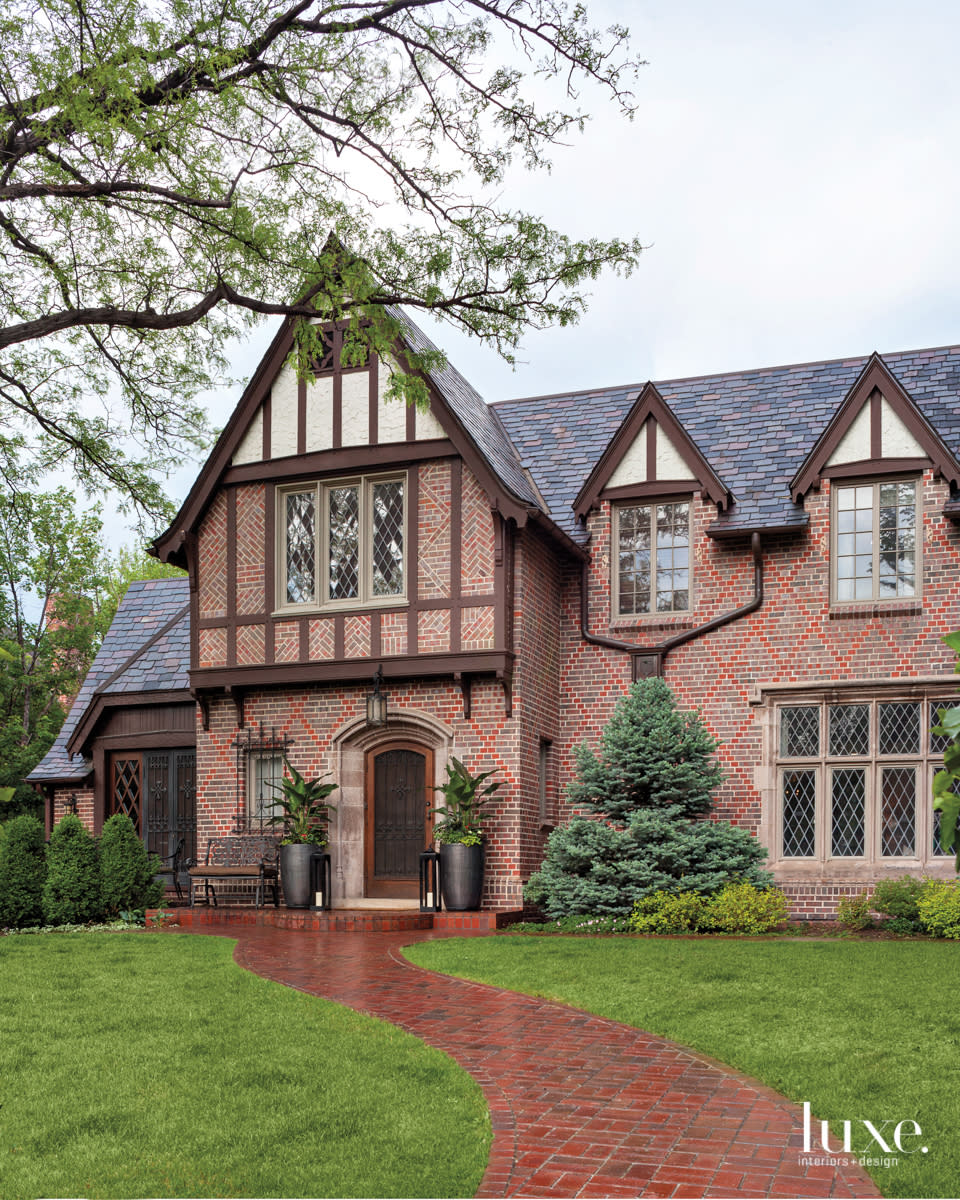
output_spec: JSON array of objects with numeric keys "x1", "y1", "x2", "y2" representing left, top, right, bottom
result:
[{"x1": 180, "y1": 921, "x2": 880, "y2": 1199}]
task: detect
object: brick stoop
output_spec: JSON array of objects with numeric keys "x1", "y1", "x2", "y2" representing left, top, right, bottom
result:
[{"x1": 146, "y1": 906, "x2": 523, "y2": 933}]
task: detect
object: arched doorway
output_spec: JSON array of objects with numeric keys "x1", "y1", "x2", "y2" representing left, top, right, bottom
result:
[{"x1": 364, "y1": 741, "x2": 434, "y2": 898}]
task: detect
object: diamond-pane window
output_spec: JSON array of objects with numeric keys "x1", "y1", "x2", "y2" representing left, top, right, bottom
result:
[
  {"x1": 930, "y1": 704, "x2": 959, "y2": 754},
  {"x1": 616, "y1": 501, "x2": 689, "y2": 615},
  {"x1": 831, "y1": 768, "x2": 865, "y2": 856},
  {"x1": 782, "y1": 770, "x2": 816, "y2": 857},
  {"x1": 112, "y1": 757, "x2": 142, "y2": 831},
  {"x1": 829, "y1": 705, "x2": 869, "y2": 756},
  {"x1": 285, "y1": 491, "x2": 316, "y2": 604},
  {"x1": 780, "y1": 707, "x2": 819, "y2": 757},
  {"x1": 878, "y1": 702, "x2": 921, "y2": 755},
  {"x1": 881, "y1": 767, "x2": 916, "y2": 856},
  {"x1": 328, "y1": 486, "x2": 360, "y2": 601},
  {"x1": 372, "y1": 480, "x2": 404, "y2": 596}
]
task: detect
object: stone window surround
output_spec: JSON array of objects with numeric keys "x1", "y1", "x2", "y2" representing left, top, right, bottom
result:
[
  {"x1": 275, "y1": 470, "x2": 407, "y2": 615},
  {"x1": 753, "y1": 678, "x2": 959, "y2": 883}
]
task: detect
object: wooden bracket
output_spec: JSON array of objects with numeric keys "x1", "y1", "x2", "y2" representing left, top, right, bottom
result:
[
  {"x1": 496, "y1": 667, "x2": 513, "y2": 718},
  {"x1": 197, "y1": 694, "x2": 210, "y2": 732},
  {"x1": 454, "y1": 671, "x2": 473, "y2": 720},
  {"x1": 225, "y1": 685, "x2": 245, "y2": 729}
]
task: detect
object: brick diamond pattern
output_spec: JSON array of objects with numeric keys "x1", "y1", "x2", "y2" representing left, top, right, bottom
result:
[
  {"x1": 831, "y1": 769, "x2": 865, "y2": 857},
  {"x1": 198, "y1": 626, "x2": 227, "y2": 669},
  {"x1": 344, "y1": 615, "x2": 371, "y2": 659},
  {"x1": 881, "y1": 767, "x2": 916, "y2": 857},
  {"x1": 235, "y1": 624, "x2": 265, "y2": 665},
  {"x1": 829, "y1": 705, "x2": 869, "y2": 757},
  {"x1": 418, "y1": 462, "x2": 452, "y2": 599},
  {"x1": 309, "y1": 618, "x2": 335, "y2": 660},
  {"x1": 462, "y1": 605, "x2": 495, "y2": 651},
  {"x1": 462, "y1": 465, "x2": 496, "y2": 595},
  {"x1": 418, "y1": 608, "x2": 450, "y2": 653},
  {"x1": 174, "y1": 922, "x2": 881, "y2": 1200},
  {"x1": 781, "y1": 769, "x2": 816, "y2": 857},
  {"x1": 236, "y1": 485, "x2": 265, "y2": 614},
  {"x1": 199, "y1": 491, "x2": 228, "y2": 618},
  {"x1": 274, "y1": 620, "x2": 300, "y2": 663},
  {"x1": 380, "y1": 611, "x2": 408, "y2": 656},
  {"x1": 878, "y1": 701, "x2": 921, "y2": 755},
  {"x1": 780, "y1": 707, "x2": 819, "y2": 758}
]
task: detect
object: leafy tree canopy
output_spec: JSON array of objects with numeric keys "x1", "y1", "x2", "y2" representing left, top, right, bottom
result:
[{"x1": 0, "y1": 0, "x2": 643, "y2": 521}]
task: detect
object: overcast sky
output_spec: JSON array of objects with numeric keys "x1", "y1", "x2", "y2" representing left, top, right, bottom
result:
[{"x1": 113, "y1": 0, "x2": 960, "y2": 546}]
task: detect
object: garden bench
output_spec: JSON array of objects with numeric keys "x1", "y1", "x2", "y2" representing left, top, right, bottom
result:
[{"x1": 188, "y1": 835, "x2": 280, "y2": 909}]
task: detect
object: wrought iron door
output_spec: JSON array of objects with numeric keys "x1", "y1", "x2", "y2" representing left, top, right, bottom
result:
[
  {"x1": 365, "y1": 743, "x2": 433, "y2": 898},
  {"x1": 146, "y1": 750, "x2": 197, "y2": 865}
]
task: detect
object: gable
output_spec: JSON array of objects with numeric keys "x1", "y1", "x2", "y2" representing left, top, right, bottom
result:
[
  {"x1": 792, "y1": 353, "x2": 960, "y2": 500},
  {"x1": 574, "y1": 382, "x2": 730, "y2": 519}
]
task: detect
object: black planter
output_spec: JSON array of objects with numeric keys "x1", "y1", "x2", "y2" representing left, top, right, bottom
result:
[
  {"x1": 439, "y1": 843, "x2": 484, "y2": 911},
  {"x1": 279, "y1": 843, "x2": 317, "y2": 908}
]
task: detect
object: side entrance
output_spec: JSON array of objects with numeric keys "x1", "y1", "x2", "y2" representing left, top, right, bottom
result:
[
  {"x1": 364, "y1": 742, "x2": 434, "y2": 898},
  {"x1": 108, "y1": 748, "x2": 197, "y2": 866}
]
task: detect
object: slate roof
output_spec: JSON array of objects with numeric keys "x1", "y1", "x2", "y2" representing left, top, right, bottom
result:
[
  {"x1": 394, "y1": 309, "x2": 538, "y2": 507},
  {"x1": 493, "y1": 344, "x2": 960, "y2": 541},
  {"x1": 27, "y1": 578, "x2": 190, "y2": 783}
]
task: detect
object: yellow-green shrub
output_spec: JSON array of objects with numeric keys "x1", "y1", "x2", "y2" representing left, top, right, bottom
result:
[
  {"x1": 917, "y1": 879, "x2": 960, "y2": 939},
  {"x1": 629, "y1": 890, "x2": 706, "y2": 934},
  {"x1": 704, "y1": 882, "x2": 788, "y2": 933}
]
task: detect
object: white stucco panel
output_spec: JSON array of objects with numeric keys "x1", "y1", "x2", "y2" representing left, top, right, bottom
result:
[
  {"x1": 341, "y1": 370, "x2": 370, "y2": 445},
  {"x1": 232, "y1": 407, "x2": 263, "y2": 465},
  {"x1": 881, "y1": 397, "x2": 924, "y2": 457},
  {"x1": 377, "y1": 358, "x2": 407, "y2": 443},
  {"x1": 608, "y1": 421, "x2": 649, "y2": 487},
  {"x1": 656, "y1": 426, "x2": 696, "y2": 480},
  {"x1": 305, "y1": 375, "x2": 334, "y2": 452},
  {"x1": 415, "y1": 403, "x2": 446, "y2": 441},
  {"x1": 826, "y1": 401, "x2": 871, "y2": 465},
  {"x1": 270, "y1": 363, "x2": 299, "y2": 458}
]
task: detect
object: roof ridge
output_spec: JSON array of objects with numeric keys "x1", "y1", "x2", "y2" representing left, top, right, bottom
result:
[{"x1": 491, "y1": 339, "x2": 960, "y2": 409}]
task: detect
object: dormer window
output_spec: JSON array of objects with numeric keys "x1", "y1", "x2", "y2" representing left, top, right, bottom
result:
[
  {"x1": 614, "y1": 499, "x2": 690, "y2": 615},
  {"x1": 278, "y1": 473, "x2": 406, "y2": 611},
  {"x1": 832, "y1": 479, "x2": 919, "y2": 603}
]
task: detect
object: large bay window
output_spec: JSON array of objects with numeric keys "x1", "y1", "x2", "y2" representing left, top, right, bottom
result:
[
  {"x1": 279, "y1": 473, "x2": 405, "y2": 610},
  {"x1": 614, "y1": 499, "x2": 690, "y2": 615},
  {"x1": 832, "y1": 479, "x2": 919, "y2": 603},
  {"x1": 775, "y1": 693, "x2": 957, "y2": 868}
]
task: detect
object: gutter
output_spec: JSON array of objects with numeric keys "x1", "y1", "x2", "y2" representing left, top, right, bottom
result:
[{"x1": 580, "y1": 531, "x2": 764, "y2": 678}]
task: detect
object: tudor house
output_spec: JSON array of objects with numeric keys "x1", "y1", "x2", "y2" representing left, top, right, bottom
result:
[{"x1": 28, "y1": 318, "x2": 960, "y2": 916}]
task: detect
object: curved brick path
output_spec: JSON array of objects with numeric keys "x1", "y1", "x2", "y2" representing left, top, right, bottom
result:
[{"x1": 183, "y1": 922, "x2": 879, "y2": 1199}]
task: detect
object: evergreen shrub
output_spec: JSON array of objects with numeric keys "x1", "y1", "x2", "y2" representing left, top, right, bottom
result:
[
  {"x1": 100, "y1": 813, "x2": 164, "y2": 915},
  {"x1": 916, "y1": 879, "x2": 960, "y2": 939},
  {"x1": 0, "y1": 814, "x2": 47, "y2": 928},
  {"x1": 43, "y1": 814, "x2": 102, "y2": 925},
  {"x1": 871, "y1": 876, "x2": 924, "y2": 928},
  {"x1": 836, "y1": 891, "x2": 873, "y2": 931},
  {"x1": 525, "y1": 806, "x2": 772, "y2": 918},
  {"x1": 629, "y1": 890, "x2": 706, "y2": 934}
]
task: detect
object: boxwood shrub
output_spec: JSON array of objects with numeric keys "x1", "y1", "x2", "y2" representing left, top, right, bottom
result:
[{"x1": 0, "y1": 814, "x2": 47, "y2": 928}]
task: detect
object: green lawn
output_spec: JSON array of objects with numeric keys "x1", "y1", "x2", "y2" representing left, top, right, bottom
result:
[
  {"x1": 404, "y1": 935, "x2": 960, "y2": 1200},
  {"x1": 0, "y1": 932, "x2": 490, "y2": 1200}
]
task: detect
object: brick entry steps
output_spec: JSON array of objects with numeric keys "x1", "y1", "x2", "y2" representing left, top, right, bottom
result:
[
  {"x1": 169, "y1": 919, "x2": 881, "y2": 1200},
  {"x1": 147, "y1": 906, "x2": 520, "y2": 933}
]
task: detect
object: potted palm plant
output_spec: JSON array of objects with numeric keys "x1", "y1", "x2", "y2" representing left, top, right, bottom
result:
[
  {"x1": 269, "y1": 759, "x2": 338, "y2": 908},
  {"x1": 431, "y1": 757, "x2": 501, "y2": 910}
]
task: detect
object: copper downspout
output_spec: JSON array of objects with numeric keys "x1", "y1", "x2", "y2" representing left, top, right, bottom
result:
[{"x1": 580, "y1": 531, "x2": 764, "y2": 677}]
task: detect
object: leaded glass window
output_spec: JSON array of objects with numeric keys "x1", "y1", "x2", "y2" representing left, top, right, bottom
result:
[
  {"x1": 834, "y1": 480, "x2": 918, "y2": 603},
  {"x1": 616, "y1": 500, "x2": 690, "y2": 615},
  {"x1": 279, "y1": 473, "x2": 406, "y2": 609},
  {"x1": 774, "y1": 694, "x2": 959, "y2": 867}
]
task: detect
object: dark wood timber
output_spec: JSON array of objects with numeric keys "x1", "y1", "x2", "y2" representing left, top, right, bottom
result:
[
  {"x1": 574, "y1": 382, "x2": 730, "y2": 519},
  {"x1": 226, "y1": 486, "x2": 237, "y2": 667},
  {"x1": 297, "y1": 375, "x2": 307, "y2": 455},
  {"x1": 791, "y1": 353, "x2": 960, "y2": 500},
  {"x1": 368, "y1": 351, "x2": 379, "y2": 445},
  {"x1": 222, "y1": 439, "x2": 455, "y2": 486},
  {"x1": 299, "y1": 616, "x2": 309, "y2": 663},
  {"x1": 334, "y1": 614, "x2": 345, "y2": 660},
  {"x1": 822, "y1": 458, "x2": 929, "y2": 480},
  {"x1": 406, "y1": 389, "x2": 417, "y2": 441},
  {"x1": 364, "y1": 742, "x2": 433, "y2": 899},
  {"x1": 646, "y1": 417, "x2": 657, "y2": 481},
  {"x1": 493, "y1": 516, "x2": 506, "y2": 649},
  {"x1": 332, "y1": 354, "x2": 342, "y2": 448},
  {"x1": 68, "y1": 689, "x2": 196, "y2": 758},
  {"x1": 371, "y1": 612, "x2": 382, "y2": 659},
  {"x1": 601, "y1": 480, "x2": 702, "y2": 503},
  {"x1": 190, "y1": 649, "x2": 514, "y2": 693},
  {"x1": 870, "y1": 389, "x2": 882, "y2": 459},
  {"x1": 262, "y1": 389, "x2": 272, "y2": 461}
]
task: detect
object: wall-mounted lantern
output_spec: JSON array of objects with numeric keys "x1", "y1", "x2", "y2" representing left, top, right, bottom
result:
[
  {"x1": 366, "y1": 665, "x2": 387, "y2": 728},
  {"x1": 67, "y1": 793, "x2": 79, "y2": 815}
]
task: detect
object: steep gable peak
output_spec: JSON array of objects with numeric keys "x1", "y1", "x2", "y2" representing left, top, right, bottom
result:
[
  {"x1": 791, "y1": 352, "x2": 960, "y2": 501},
  {"x1": 573, "y1": 381, "x2": 731, "y2": 520}
]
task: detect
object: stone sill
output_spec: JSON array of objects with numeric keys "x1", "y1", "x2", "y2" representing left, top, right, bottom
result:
[{"x1": 828, "y1": 601, "x2": 923, "y2": 620}]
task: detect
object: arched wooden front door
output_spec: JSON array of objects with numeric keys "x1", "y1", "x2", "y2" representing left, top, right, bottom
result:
[{"x1": 364, "y1": 742, "x2": 433, "y2": 898}]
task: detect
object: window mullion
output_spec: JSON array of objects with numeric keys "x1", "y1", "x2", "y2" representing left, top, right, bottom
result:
[
  {"x1": 872, "y1": 484, "x2": 880, "y2": 602},
  {"x1": 648, "y1": 505, "x2": 657, "y2": 607}
]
